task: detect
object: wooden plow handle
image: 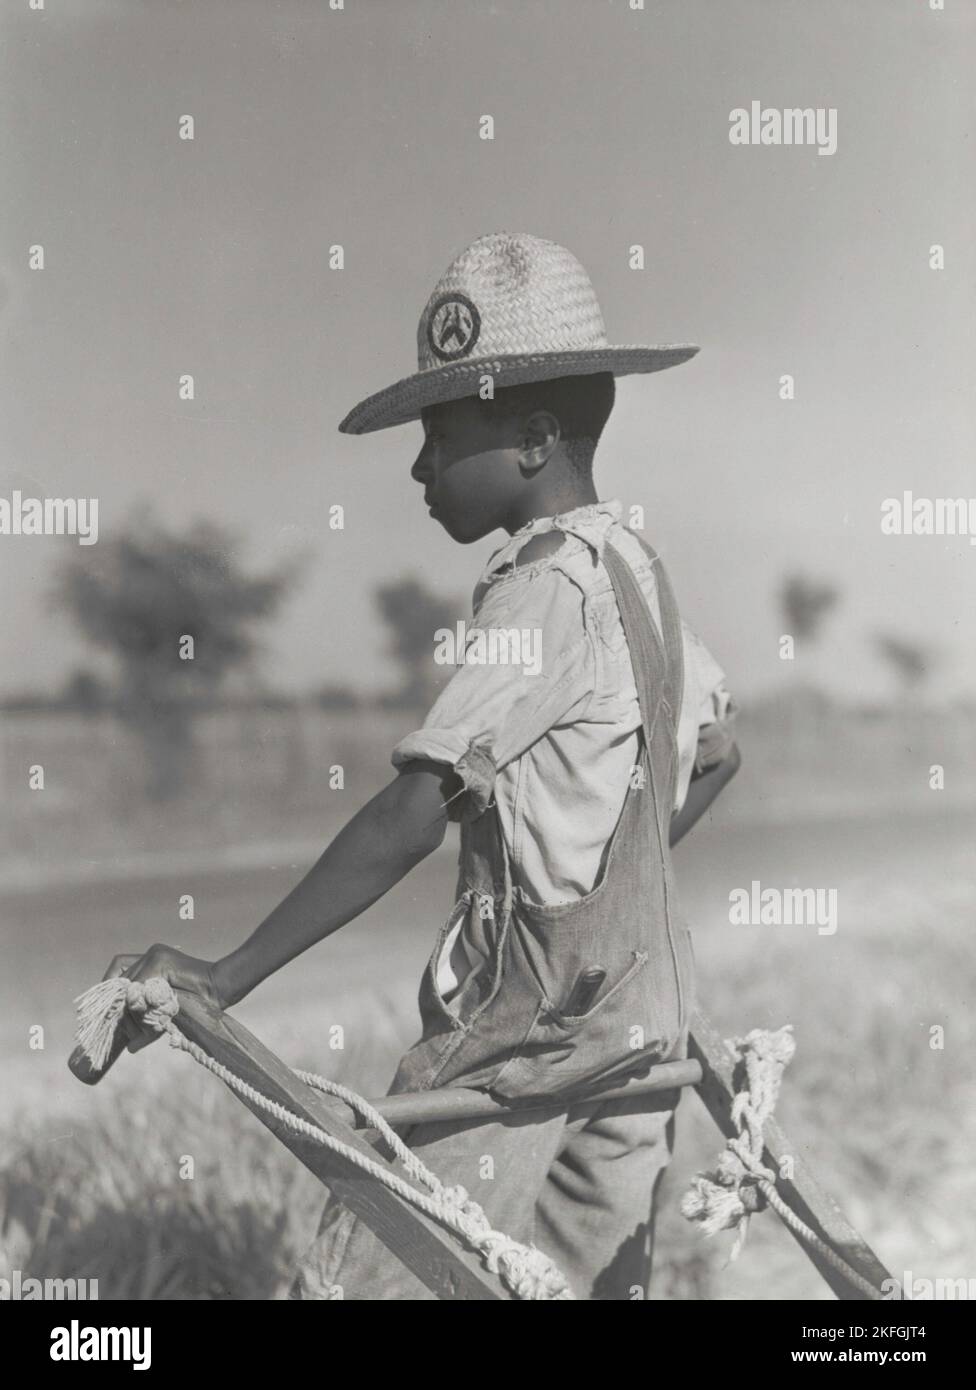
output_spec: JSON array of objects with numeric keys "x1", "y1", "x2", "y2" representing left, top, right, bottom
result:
[
  {"x1": 178, "y1": 991, "x2": 523, "y2": 1298},
  {"x1": 68, "y1": 986, "x2": 894, "y2": 1300},
  {"x1": 68, "y1": 1028, "x2": 131, "y2": 1085}
]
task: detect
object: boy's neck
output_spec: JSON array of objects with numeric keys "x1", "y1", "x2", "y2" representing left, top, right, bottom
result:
[{"x1": 504, "y1": 477, "x2": 599, "y2": 536}]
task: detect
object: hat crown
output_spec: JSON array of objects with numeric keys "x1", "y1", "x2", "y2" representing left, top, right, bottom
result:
[{"x1": 416, "y1": 232, "x2": 608, "y2": 371}]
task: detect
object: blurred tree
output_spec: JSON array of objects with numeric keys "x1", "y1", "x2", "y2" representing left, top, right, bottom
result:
[
  {"x1": 61, "y1": 668, "x2": 109, "y2": 716},
  {"x1": 779, "y1": 574, "x2": 840, "y2": 642},
  {"x1": 57, "y1": 515, "x2": 295, "y2": 797},
  {"x1": 776, "y1": 573, "x2": 842, "y2": 756},
  {"x1": 875, "y1": 634, "x2": 932, "y2": 695},
  {"x1": 374, "y1": 576, "x2": 461, "y2": 711},
  {"x1": 317, "y1": 683, "x2": 362, "y2": 710}
]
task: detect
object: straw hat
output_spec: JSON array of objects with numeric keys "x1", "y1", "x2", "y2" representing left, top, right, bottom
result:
[{"x1": 338, "y1": 232, "x2": 699, "y2": 434}]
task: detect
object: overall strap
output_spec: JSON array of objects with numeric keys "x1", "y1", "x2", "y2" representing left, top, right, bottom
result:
[
  {"x1": 630, "y1": 531, "x2": 685, "y2": 731},
  {"x1": 602, "y1": 533, "x2": 684, "y2": 753}
]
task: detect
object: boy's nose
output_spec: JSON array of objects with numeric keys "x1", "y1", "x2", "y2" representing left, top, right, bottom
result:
[{"x1": 410, "y1": 454, "x2": 430, "y2": 484}]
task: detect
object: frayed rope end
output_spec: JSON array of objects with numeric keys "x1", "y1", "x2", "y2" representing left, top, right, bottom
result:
[{"x1": 73, "y1": 976, "x2": 180, "y2": 1071}]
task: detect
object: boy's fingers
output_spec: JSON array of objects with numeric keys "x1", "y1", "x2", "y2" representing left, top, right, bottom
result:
[
  {"x1": 102, "y1": 953, "x2": 142, "y2": 983},
  {"x1": 121, "y1": 1005, "x2": 161, "y2": 1053},
  {"x1": 95, "y1": 952, "x2": 165, "y2": 1054}
]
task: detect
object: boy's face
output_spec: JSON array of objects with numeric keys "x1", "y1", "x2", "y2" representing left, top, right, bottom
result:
[{"x1": 412, "y1": 397, "x2": 523, "y2": 543}]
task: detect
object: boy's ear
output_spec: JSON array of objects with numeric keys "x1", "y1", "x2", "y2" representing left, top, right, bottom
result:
[{"x1": 519, "y1": 409, "x2": 560, "y2": 471}]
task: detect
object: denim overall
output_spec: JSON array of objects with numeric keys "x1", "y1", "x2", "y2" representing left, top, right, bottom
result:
[
  {"x1": 291, "y1": 531, "x2": 696, "y2": 1300},
  {"x1": 390, "y1": 531, "x2": 696, "y2": 1104}
]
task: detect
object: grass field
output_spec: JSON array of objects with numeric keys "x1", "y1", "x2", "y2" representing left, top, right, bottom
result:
[{"x1": 1, "y1": 708, "x2": 974, "y2": 1300}]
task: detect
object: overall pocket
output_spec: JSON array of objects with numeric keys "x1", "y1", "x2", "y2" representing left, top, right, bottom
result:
[
  {"x1": 420, "y1": 888, "x2": 503, "y2": 1027},
  {"x1": 488, "y1": 945, "x2": 652, "y2": 1101},
  {"x1": 418, "y1": 892, "x2": 473, "y2": 1024}
]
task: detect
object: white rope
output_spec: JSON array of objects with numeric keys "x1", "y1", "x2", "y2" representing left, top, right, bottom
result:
[
  {"x1": 680, "y1": 1025, "x2": 884, "y2": 1300},
  {"x1": 74, "y1": 977, "x2": 575, "y2": 1301}
]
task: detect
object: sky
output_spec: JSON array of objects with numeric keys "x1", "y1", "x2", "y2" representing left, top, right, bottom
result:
[{"x1": 1, "y1": 0, "x2": 974, "y2": 705}]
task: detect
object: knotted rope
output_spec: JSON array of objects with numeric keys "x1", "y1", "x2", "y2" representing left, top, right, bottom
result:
[
  {"x1": 680, "y1": 1025, "x2": 883, "y2": 1300},
  {"x1": 74, "y1": 977, "x2": 575, "y2": 1301}
]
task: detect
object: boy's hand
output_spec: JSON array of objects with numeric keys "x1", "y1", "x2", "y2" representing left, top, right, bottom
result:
[
  {"x1": 102, "y1": 945, "x2": 224, "y2": 1054},
  {"x1": 670, "y1": 742, "x2": 741, "y2": 848}
]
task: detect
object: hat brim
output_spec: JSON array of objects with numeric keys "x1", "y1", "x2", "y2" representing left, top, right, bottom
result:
[{"x1": 338, "y1": 345, "x2": 700, "y2": 435}]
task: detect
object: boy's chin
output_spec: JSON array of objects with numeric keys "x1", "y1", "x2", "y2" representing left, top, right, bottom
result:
[{"x1": 433, "y1": 511, "x2": 492, "y2": 544}]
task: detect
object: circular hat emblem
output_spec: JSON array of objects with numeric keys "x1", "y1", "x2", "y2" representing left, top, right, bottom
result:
[{"x1": 426, "y1": 292, "x2": 481, "y2": 362}]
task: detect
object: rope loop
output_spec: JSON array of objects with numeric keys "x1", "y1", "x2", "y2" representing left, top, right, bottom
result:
[
  {"x1": 681, "y1": 1025, "x2": 795, "y2": 1254},
  {"x1": 74, "y1": 976, "x2": 575, "y2": 1301},
  {"x1": 75, "y1": 980, "x2": 885, "y2": 1301},
  {"x1": 680, "y1": 1024, "x2": 885, "y2": 1299}
]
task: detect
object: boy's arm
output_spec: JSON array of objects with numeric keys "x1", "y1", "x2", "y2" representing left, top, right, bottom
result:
[
  {"x1": 108, "y1": 760, "x2": 457, "y2": 1032},
  {"x1": 112, "y1": 554, "x2": 595, "y2": 1035},
  {"x1": 669, "y1": 742, "x2": 740, "y2": 848},
  {"x1": 214, "y1": 759, "x2": 456, "y2": 1005}
]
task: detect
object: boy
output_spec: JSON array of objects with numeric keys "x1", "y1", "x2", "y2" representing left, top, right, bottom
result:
[{"x1": 111, "y1": 232, "x2": 739, "y2": 1300}]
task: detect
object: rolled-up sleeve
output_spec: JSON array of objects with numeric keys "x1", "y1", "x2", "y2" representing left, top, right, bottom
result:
[{"x1": 391, "y1": 567, "x2": 596, "y2": 818}]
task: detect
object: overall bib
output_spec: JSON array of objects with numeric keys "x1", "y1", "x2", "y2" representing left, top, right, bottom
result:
[
  {"x1": 291, "y1": 531, "x2": 697, "y2": 1300},
  {"x1": 390, "y1": 530, "x2": 696, "y2": 1102}
]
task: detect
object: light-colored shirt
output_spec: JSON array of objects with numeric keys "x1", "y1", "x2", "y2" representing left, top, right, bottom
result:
[{"x1": 391, "y1": 499, "x2": 736, "y2": 997}]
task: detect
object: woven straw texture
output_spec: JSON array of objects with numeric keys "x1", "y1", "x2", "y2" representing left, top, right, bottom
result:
[{"x1": 340, "y1": 232, "x2": 698, "y2": 434}]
